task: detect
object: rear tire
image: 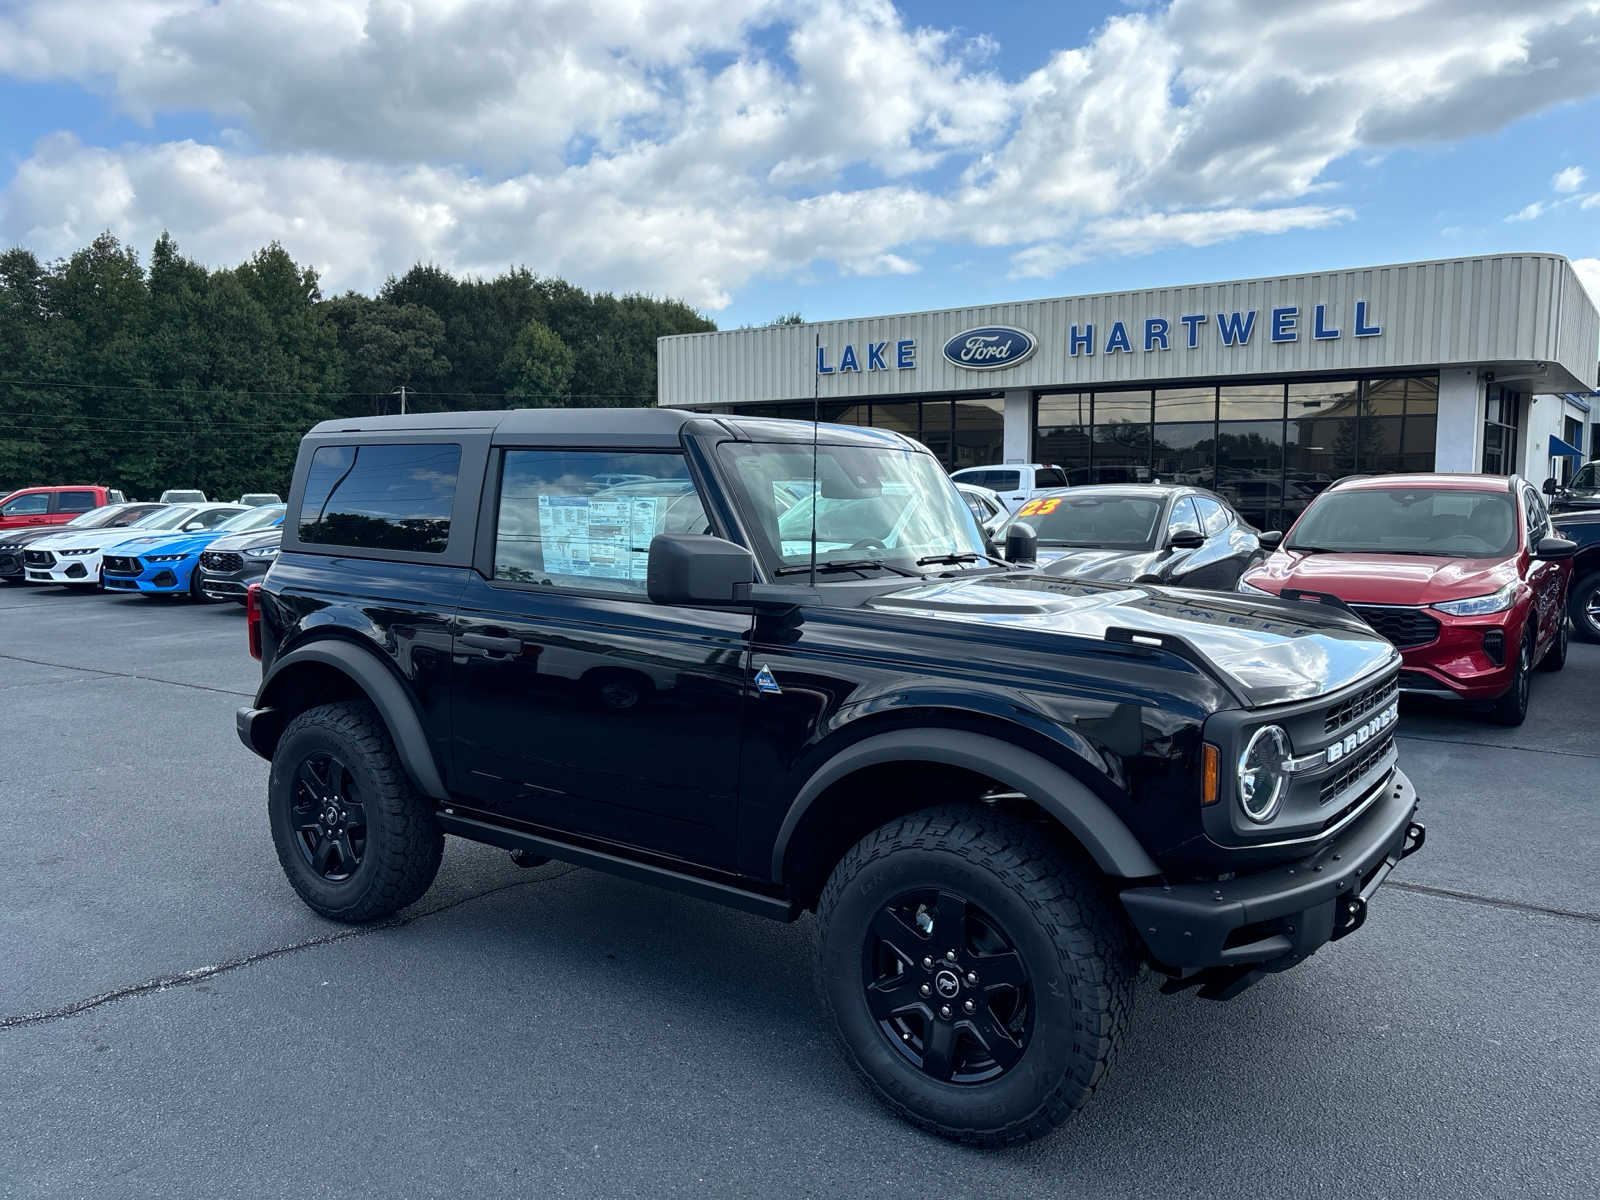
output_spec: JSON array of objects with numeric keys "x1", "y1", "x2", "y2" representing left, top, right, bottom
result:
[
  {"x1": 1569, "y1": 571, "x2": 1600, "y2": 644},
  {"x1": 1490, "y1": 629, "x2": 1534, "y2": 726},
  {"x1": 268, "y1": 700, "x2": 443, "y2": 922},
  {"x1": 815, "y1": 804, "x2": 1136, "y2": 1146}
]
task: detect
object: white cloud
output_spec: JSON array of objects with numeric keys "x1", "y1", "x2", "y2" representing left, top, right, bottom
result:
[
  {"x1": 1552, "y1": 165, "x2": 1587, "y2": 193},
  {"x1": 1506, "y1": 201, "x2": 1547, "y2": 222},
  {"x1": 1575, "y1": 258, "x2": 1600, "y2": 310},
  {"x1": 1, "y1": 0, "x2": 1598, "y2": 309}
]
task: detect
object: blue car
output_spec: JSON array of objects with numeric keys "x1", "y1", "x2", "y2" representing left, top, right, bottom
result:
[{"x1": 102, "y1": 505, "x2": 285, "y2": 599}]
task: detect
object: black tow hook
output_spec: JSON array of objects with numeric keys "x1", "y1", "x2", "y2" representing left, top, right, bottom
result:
[
  {"x1": 1331, "y1": 894, "x2": 1368, "y2": 941},
  {"x1": 510, "y1": 849, "x2": 551, "y2": 869},
  {"x1": 1399, "y1": 820, "x2": 1427, "y2": 860}
]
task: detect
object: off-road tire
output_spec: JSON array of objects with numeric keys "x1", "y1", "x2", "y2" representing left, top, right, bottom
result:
[
  {"x1": 1569, "y1": 571, "x2": 1600, "y2": 644},
  {"x1": 815, "y1": 803, "x2": 1136, "y2": 1146},
  {"x1": 268, "y1": 700, "x2": 443, "y2": 922},
  {"x1": 1537, "y1": 612, "x2": 1567, "y2": 672}
]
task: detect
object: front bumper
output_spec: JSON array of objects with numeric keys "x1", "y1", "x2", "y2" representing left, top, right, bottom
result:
[
  {"x1": 1121, "y1": 768, "x2": 1422, "y2": 973},
  {"x1": 199, "y1": 558, "x2": 271, "y2": 601},
  {"x1": 1393, "y1": 609, "x2": 1528, "y2": 701},
  {"x1": 23, "y1": 551, "x2": 102, "y2": 584},
  {"x1": 103, "y1": 556, "x2": 195, "y2": 594}
]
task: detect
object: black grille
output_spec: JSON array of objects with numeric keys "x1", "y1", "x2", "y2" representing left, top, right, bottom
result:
[
  {"x1": 103, "y1": 555, "x2": 140, "y2": 575},
  {"x1": 1323, "y1": 674, "x2": 1399, "y2": 734},
  {"x1": 1320, "y1": 732, "x2": 1395, "y2": 805},
  {"x1": 1351, "y1": 604, "x2": 1440, "y2": 649},
  {"x1": 201, "y1": 551, "x2": 243, "y2": 573},
  {"x1": 23, "y1": 549, "x2": 54, "y2": 567}
]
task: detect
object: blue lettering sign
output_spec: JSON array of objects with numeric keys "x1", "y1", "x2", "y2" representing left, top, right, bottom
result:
[
  {"x1": 1180, "y1": 313, "x2": 1207, "y2": 348},
  {"x1": 1069, "y1": 324, "x2": 1094, "y2": 356},
  {"x1": 866, "y1": 341, "x2": 887, "y2": 370},
  {"x1": 1105, "y1": 321, "x2": 1133, "y2": 354},
  {"x1": 896, "y1": 339, "x2": 916, "y2": 369},
  {"x1": 1271, "y1": 306, "x2": 1298, "y2": 343},
  {"x1": 1217, "y1": 310, "x2": 1257, "y2": 346},
  {"x1": 1313, "y1": 304, "x2": 1339, "y2": 340},
  {"x1": 1354, "y1": 300, "x2": 1381, "y2": 337},
  {"x1": 1145, "y1": 318, "x2": 1169, "y2": 351},
  {"x1": 838, "y1": 344, "x2": 860, "y2": 373},
  {"x1": 816, "y1": 346, "x2": 833, "y2": 374}
]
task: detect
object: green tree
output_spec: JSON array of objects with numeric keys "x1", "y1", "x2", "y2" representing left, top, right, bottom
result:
[{"x1": 500, "y1": 319, "x2": 575, "y2": 405}]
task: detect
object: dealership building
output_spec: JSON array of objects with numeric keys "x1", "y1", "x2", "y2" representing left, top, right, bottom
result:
[{"x1": 657, "y1": 253, "x2": 1600, "y2": 530}]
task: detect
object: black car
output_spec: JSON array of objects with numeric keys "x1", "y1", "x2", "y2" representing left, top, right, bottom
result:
[
  {"x1": 0, "y1": 501, "x2": 163, "y2": 582},
  {"x1": 1547, "y1": 460, "x2": 1599, "y2": 515},
  {"x1": 236, "y1": 409, "x2": 1422, "y2": 1146},
  {"x1": 1552, "y1": 507, "x2": 1600, "y2": 641},
  {"x1": 998, "y1": 484, "x2": 1275, "y2": 590},
  {"x1": 198, "y1": 528, "x2": 282, "y2": 603}
]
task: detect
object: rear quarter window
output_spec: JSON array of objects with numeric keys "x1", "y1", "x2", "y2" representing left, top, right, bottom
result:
[{"x1": 298, "y1": 443, "x2": 462, "y2": 553}]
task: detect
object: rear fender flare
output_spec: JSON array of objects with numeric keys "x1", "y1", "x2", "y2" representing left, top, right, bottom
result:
[
  {"x1": 771, "y1": 729, "x2": 1160, "y2": 882},
  {"x1": 259, "y1": 640, "x2": 448, "y2": 800}
]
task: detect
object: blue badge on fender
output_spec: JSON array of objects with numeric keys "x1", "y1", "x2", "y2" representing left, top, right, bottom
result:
[{"x1": 754, "y1": 664, "x2": 782, "y2": 694}]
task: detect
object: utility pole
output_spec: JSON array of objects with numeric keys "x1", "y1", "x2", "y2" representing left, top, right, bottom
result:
[{"x1": 391, "y1": 385, "x2": 407, "y2": 414}]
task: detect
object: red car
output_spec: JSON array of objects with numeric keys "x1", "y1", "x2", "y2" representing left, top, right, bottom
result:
[
  {"x1": 0, "y1": 485, "x2": 127, "y2": 531},
  {"x1": 1238, "y1": 474, "x2": 1575, "y2": 725}
]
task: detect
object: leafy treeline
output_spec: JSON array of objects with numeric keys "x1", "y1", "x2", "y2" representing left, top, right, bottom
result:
[{"x1": 0, "y1": 233, "x2": 716, "y2": 500}]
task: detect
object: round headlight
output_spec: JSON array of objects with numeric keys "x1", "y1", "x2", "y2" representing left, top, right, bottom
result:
[{"x1": 1238, "y1": 725, "x2": 1291, "y2": 823}]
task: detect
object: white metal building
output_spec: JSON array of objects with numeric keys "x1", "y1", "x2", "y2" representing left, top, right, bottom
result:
[{"x1": 658, "y1": 253, "x2": 1600, "y2": 530}]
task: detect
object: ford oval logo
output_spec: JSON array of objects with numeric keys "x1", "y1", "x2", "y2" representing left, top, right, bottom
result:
[{"x1": 942, "y1": 325, "x2": 1038, "y2": 370}]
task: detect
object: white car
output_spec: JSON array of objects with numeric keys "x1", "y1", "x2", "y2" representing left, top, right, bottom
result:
[
  {"x1": 949, "y1": 464, "x2": 1071, "y2": 512},
  {"x1": 955, "y1": 482, "x2": 1009, "y2": 538},
  {"x1": 23, "y1": 503, "x2": 246, "y2": 588}
]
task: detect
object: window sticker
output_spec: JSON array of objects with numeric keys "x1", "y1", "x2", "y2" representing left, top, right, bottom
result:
[
  {"x1": 1017, "y1": 497, "x2": 1061, "y2": 517},
  {"x1": 537, "y1": 495, "x2": 661, "y2": 582}
]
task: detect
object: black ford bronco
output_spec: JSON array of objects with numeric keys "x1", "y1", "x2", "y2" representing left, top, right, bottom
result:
[{"x1": 238, "y1": 408, "x2": 1424, "y2": 1145}]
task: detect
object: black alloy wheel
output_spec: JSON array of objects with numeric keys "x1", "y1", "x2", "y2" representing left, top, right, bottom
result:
[
  {"x1": 289, "y1": 753, "x2": 367, "y2": 882},
  {"x1": 1570, "y1": 571, "x2": 1600, "y2": 643},
  {"x1": 1538, "y1": 612, "x2": 1568, "y2": 672},
  {"x1": 1491, "y1": 629, "x2": 1534, "y2": 726},
  {"x1": 863, "y1": 889, "x2": 1033, "y2": 1084}
]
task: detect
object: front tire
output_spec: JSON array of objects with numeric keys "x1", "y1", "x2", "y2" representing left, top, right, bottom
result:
[
  {"x1": 1538, "y1": 613, "x2": 1567, "y2": 672},
  {"x1": 1569, "y1": 571, "x2": 1600, "y2": 644},
  {"x1": 268, "y1": 700, "x2": 444, "y2": 922},
  {"x1": 815, "y1": 805, "x2": 1135, "y2": 1146},
  {"x1": 1490, "y1": 629, "x2": 1534, "y2": 726}
]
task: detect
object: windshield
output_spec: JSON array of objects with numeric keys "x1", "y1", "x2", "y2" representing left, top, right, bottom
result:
[
  {"x1": 1288, "y1": 488, "x2": 1518, "y2": 558},
  {"x1": 66, "y1": 504, "x2": 133, "y2": 529},
  {"x1": 1573, "y1": 464, "x2": 1596, "y2": 490},
  {"x1": 217, "y1": 506, "x2": 285, "y2": 533},
  {"x1": 718, "y1": 441, "x2": 986, "y2": 577},
  {"x1": 1001, "y1": 494, "x2": 1163, "y2": 548},
  {"x1": 133, "y1": 505, "x2": 199, "y2": 530}
]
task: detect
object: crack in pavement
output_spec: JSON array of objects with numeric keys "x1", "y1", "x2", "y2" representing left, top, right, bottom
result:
[
  {"x1": 1388, "y1": 880, "x2": 1600, "y2": 925},
  {"x1": 1396, "y1": 731, "x2": 1599, "y2": 761},
  {"x1": 0, "y1": 651, "x2": 253, "y2": 699},
  {"x1": 1, "y1": 865, "x2": 579, "y2": 1031}
]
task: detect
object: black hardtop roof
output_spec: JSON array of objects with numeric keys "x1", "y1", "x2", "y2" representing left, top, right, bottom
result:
[{"x1": 304, "y1": 408, "x2": 919, "y2": 451}]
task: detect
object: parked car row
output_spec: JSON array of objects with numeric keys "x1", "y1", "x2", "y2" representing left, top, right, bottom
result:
[
  {"x1": 1, "y1": 501, "x2": 284, "y2": 602},
  {"x1": 0, "y1": 483, "x2": 283, "y2": 532}
]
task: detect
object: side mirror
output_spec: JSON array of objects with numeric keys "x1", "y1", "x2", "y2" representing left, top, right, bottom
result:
[
  {"x1": 647, "y1": 534, "x2": 757, "y2": 605},
  {"x1": 1534, "y1": 535, "x2": 1577, "y2": 561},
  {"x1": 1257, "y1": 530, "x2": 1284, "y2": 550},
  {"x1": 1004, "y1": 522, "x2": 1037, "y2": 564},
  {"x1": 184, "y1": 520, "x2": 205, "y2": 531},
  {"x1": 1168, "y1": 528, "x2": 1205, "y2": 550},
  {"x1": 1541, "y1": 477, "x2": 1558, "y2": 496}
]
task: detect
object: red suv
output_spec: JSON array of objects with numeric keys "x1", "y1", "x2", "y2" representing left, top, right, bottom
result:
[
  {"x1": 0, "y1": 485, "x2": 126, "y2": 531},
  {"x1": 1237, "y1": 474, "x2": 1575, "y2": 725}
]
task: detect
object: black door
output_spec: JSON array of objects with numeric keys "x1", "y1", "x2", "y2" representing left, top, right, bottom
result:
[{"x1": 448, "y1": 447, "x2": 750, "y2": 869}]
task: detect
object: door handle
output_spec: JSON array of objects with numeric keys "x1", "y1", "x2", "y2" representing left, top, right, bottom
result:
[{"x1": 462, "y1": 632, "x2": 523, "y2": 655}]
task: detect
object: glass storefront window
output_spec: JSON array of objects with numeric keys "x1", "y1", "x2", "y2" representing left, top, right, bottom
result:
[
  {"x1": 1155, "y1": 387, "x2": 1215, "y2": 423},
  {"x1": 952, "y1": 397, "x2": 1003, "y2": 471},
  {"x1": 1153, "y1": 423, "x2": 1215, "y2": 487},
  {"x1": 1218, "y1": 384, "x2": 1284, "y2": 420},
  {"x1": 1482, "y1": 386, "x2": 1521, "y2": 475},
  {"x1": 1035, "y1": 392, "x2": 1092, "y2": 483},
  {"x1": 918, "y1": 400, "x2": 954, "y2": 464},
  {"x1": 1091, "y1": 392, "x2": 1152, "y2": 484},
  {"x1": 1217, "y1": 420, "x2": 1287, "y2": 529}
]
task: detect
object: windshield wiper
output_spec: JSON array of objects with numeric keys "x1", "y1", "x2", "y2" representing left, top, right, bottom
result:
[
  {"x1": 915, "y1": 551, "x2": 1011, "y2": 568},
  {"x1": 774, "y1": 558, "x2": 919, "y2": 577}
]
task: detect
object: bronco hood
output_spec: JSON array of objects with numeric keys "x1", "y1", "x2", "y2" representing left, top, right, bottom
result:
[{"x1": 864, "y1": 573, "x2": 1396, "y2": 706}]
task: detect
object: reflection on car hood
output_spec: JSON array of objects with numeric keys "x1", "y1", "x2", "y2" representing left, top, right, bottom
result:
[
  {"x1": 864, "y1": 574, "x2": 1395, "y2": 705},
  {"x1": 104, "y1": 530, "x2": 218, "y2": 556},
  {"x1": 205, "y1": 529, "x2": 283, "y2": 552},
  {"x1": 30, "y1": 527, "x2": 176, "y2": 552},
  {"x1": 1035, "y1": 546, "x2": 1159, "y2": 580},
  {"x1": 1252, "y1": 550, "x2": 1514, "y2": 606}
]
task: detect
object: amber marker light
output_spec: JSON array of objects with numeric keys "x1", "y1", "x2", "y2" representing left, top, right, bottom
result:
[{"x1": 1201, "y1": 743, "x2": 1220, "y2": 805}]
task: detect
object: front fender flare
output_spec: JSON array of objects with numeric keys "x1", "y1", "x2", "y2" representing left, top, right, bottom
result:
[
  {"x1": 254, "y1": 640, "x2": 448, "y2": 800},
  {"x1": 771, "y1": 729, "x2": 1161, "y2": 882}
]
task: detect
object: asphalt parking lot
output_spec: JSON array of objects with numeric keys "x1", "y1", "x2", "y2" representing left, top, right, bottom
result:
[{"x1": 2, "y1": 585, "x2": 1597, "y2": 1199}]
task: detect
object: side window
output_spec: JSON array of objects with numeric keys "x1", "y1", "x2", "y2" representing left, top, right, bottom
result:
[
  {"x1": 1034, "y1": 468, "x2": 1068, "y2": 489},
  {"x1": 1167, "y1": 497, "x2": 1202, "y2": 539},
  {"x1": 299, "y1": 443, "x2": 461, "y2": 553},
  {"x1": 493, "y1": 450, "x2": 708, "y2": 594},
  {"x1": 1522, "y1": 487, "x2": 1548, "y2": 544},
  {"x1": 3, "y1": 492, "x2": 50, "y2": 516},
  {"x1": 988, "y1": 470, "x2": 1021, "y2": 492},
  {"x1": 197, "y1": 508, "x2": 239, "y2": 529},
  {"x1": 57, "y1": 490, "x2": 97, "y2": 513},
  {"x1": 1194, "y1": 495, "x2": 1229, "y2": 536}
]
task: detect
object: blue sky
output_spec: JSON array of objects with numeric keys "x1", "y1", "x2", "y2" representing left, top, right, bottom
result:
[{"x1": 1, "y1": 0, "x2": 1596, "y2": 326}]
